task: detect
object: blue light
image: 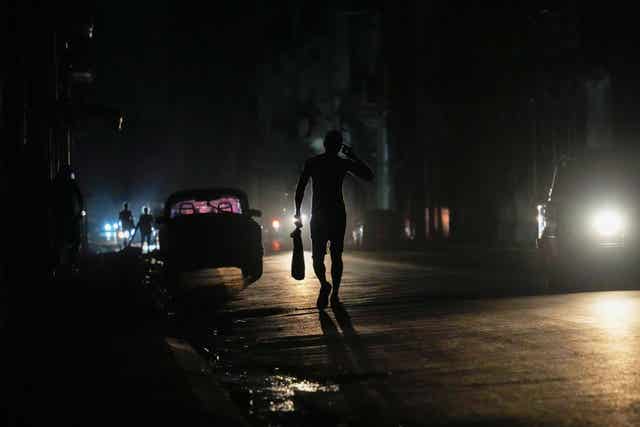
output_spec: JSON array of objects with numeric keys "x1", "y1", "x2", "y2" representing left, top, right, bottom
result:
[{"x1": 104, "y1": 223, "x2": 112, "y2": 232}]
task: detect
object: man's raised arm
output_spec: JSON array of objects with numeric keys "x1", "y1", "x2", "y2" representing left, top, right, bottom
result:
[
  {"x1": 295, "y1": 161, "x2": 310, "y2": 218},
  {"x1": 346, "y1": 151, "x2": 374, "y2": 182}
]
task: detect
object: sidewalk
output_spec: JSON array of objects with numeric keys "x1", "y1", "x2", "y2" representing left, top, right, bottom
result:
[{"x1": 7, "y1": 250, "x2": 246, "y2": 427}]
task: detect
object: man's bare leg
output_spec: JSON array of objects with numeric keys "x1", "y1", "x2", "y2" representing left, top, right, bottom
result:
[
  {"x1": 330, "y1": 250, "x2": 343, "y2": 305},
  {"x1": 312, "y1": 248, "x2": 332, "y2": 309}
]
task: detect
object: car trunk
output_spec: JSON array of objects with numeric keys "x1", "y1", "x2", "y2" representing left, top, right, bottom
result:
[{"x1": 168, "y1": 214, "x2": 252, "y2": 270}]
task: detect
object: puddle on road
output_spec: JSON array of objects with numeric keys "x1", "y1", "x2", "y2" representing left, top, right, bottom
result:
[
  {"x1": 262, "y1": 375, "x2": 340, "y2": 412},
  {"x1": 188, "y1": 324, "x2": 345, "y2": 422},
  {"x1": 220, "y1": 371, "x2": 341, "y2": 415}
]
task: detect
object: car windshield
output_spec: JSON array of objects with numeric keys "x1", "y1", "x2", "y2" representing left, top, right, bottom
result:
[
  {"x1": 170, "y1": 196, "x2": 243, "y2": 218},
  {"x1": 552, "y1": 154, "x2": 640, "y2": 202}
]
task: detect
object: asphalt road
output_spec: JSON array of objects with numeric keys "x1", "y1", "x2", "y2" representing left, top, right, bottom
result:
[{"x1": 173, "y1": 251, "x2": 640, "y2": 427}]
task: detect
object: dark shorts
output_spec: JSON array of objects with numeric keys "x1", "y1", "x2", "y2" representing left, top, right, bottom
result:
[{"x1": 310, "y1": 211, "x2": 346, "y2": 258}]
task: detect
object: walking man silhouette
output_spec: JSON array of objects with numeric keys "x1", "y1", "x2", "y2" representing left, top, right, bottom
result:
[
  {"x1": 138, "y1": 207, "x2": 154, "y2": 249},
  {"x1": 295, "y1": 130, "x2": 374, "y2": 309}
]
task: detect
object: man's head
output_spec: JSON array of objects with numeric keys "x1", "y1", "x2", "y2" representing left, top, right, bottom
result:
[
  {"x1": 123, "y1": 203, "x2": 128, "y2": 210},
  {"x1": 143, "y1": 207, "x2": 149, "y2": 215},
  {"x1": 324, "y1": 130, "x2": 343, "y2": 155}
]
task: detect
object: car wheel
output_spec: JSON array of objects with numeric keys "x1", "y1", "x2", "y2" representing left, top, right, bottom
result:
[
  {"x1": 242, "y1": 257, "x2": 263, "y2": 281},
  {"x1": 541, "y1": 251, "x2": 566, "y2": 292},
  {"x1": 545, "y1": 254, "x2": 582, "y2": 293},
  {"x1": 543, "y1": 263, "x2": 562, "y2": 291}
]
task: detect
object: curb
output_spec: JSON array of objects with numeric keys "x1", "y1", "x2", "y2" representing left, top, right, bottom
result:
[{"x1": 165, "y1": 337, "x2": 250, "y2": 427}]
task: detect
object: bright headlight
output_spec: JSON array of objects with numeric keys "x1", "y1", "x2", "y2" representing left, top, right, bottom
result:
[
  {"x1": 592, "y1": 209, "x2": 625, "y2": 237},
  {"x1": 104, "y1": 223, "x2": 112, "y2": 232}
]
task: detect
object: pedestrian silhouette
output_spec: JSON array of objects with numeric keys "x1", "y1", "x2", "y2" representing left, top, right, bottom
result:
[
  {"x1": 138, "y1": 207, "x2": 154, "y2": 248},
  {"x1": 295, "y1": 130, "x2": 373, "y2": 309},
  {"x1": 119, "y1": 203, "x2": 134, "y2": 232}
]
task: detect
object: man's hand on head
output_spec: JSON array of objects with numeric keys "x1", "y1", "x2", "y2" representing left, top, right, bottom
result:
[
  {"x1": 342, "y1": 145, "x2": 354, "y2": 158},
  {"x1": 344, "y1": 146, "x2": 361, "y2": 161}
]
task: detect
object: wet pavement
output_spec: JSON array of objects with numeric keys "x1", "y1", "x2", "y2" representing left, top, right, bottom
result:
[{"x1": 171, "y1": 251, "x2": 640, "y2": 426}]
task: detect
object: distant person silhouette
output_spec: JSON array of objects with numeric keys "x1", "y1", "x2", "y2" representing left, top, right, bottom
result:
[
  {"x1": 295, "y1": 130, "x2": 373, "y2": 309},
  {"x1": 119, "y1": 203, "x2": 134, "y2": 232},
  {"x1": 138, "y1": 207, "x2": 154, "y2": 248}
]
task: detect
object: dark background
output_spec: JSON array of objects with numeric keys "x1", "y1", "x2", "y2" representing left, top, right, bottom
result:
[{"x1": 6, "y1": 1, "x2": 640, "y2": 244}]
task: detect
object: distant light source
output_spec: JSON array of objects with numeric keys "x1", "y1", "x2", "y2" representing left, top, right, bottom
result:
[
  {"x1": 537, "y1": 205, "x2": 546, "y2": 239},
  {"x1": 88, "y1": 25, "x2": 94, "y2": 39},
  {"x1": 592, "y1": 209, "x2": 625, "y2": 237},
  {"x1": 117, "y1": 116, "x2": 124, "y2": 131},
  {"x1": 81, "y1": 210, "x2": 86, "y2": 217},
  {"x1": 441, "y1": 207, "x2": 450, "y2": 238},
  {"x1": 272, "y1": 219, "x2": 281, "y2": 231},
  {"x1": 104, "y1": 223, "x2": 112, "y2": 232}
]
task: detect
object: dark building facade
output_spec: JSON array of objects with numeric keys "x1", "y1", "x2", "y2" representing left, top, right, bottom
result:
[{"x1": 251, "y1": 3, "x2": 392, "y2": 237}]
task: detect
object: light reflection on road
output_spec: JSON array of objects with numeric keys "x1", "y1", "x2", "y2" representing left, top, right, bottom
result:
[
  {"x1": 591, "y1": 295, "x2": 635, "y2": 335},
  {"x1": 177, "y1": 252, "x2": 640, "y2": 426}
]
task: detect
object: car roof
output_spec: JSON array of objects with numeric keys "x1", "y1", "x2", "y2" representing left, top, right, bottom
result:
[{"x1": 165, "y1": 188, "x2": 248, "y2": 206}]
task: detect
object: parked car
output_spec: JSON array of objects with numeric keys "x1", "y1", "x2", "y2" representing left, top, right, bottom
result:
[
  {"x1": 158, "y1": 188, "x2": 263, "y2": 280},
  {"x1": 537, "y1": 150, "x2": 640, "y2": 288}
]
